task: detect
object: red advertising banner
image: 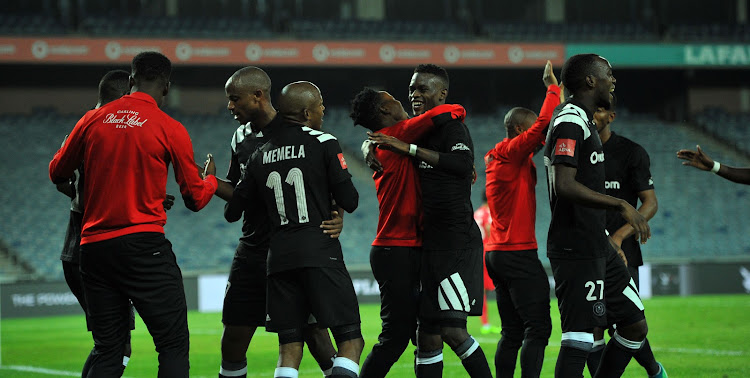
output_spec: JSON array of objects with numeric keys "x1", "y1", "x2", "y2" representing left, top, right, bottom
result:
[{"x1": 0, "y1": 37, "x2": 564, "y2": 67}]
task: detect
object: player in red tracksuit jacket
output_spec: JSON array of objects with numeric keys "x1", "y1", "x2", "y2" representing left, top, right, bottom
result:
[
  {"x1": 49, "y1": 51, "x2": 216, "y2": 377},
  {"x1": 483, "y1": 62, "x2": 560, "y2": 378}
]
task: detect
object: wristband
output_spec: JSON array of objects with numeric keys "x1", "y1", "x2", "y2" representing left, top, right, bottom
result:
[
  {"x1": 711, "y1": 161, "x2": 721, "y2": 174},
  {"x1": 409, "y1": 144, "x2": 417, "y2": 157}
]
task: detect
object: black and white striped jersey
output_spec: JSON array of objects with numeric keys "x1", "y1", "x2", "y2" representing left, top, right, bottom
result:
[{"x1": 543, "y1": 101, "x2": 609, "y2": 259}]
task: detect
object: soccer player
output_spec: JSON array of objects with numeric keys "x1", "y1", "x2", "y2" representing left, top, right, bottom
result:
[
  {"x1": 483, "y1": 61, "x2": 560, "y2": 378},
  {"x1": 586, "y1": 93, "x2": 666, "y2": 378},
  {"x1": 677, "y1": 146, "x2": 750, "y2": 185},
  {"x1": 543, "y1": 53, "x2": 651, "y2": 378},
  {"x1": 368, "y1": 64, "x2": 491, "y2": 378},
  {"x1": 55, "y1": 70, "x2": 147, "y2": 375},
  {"x1": 49, "y1": 51, "x2": 218, "y2": 377},
  {"x1": 216, "y1": 67, "x2": 339, "y2": 378},
  {"x1": 225, "y1": 81, "x2": 363, "y2": 378},
  {"x1": 349, "y1": 87, "x2": 466, "y2": 378}
]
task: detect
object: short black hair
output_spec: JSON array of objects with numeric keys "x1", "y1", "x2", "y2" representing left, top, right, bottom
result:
[
  {"x1": 560, "y1": 54, "x2": 601, "y2": 96},
  {"x1": 98, "y1": 70, "x2": 130, "y2": 105},
  {"x1": 350, "y1": 87, "x2": 383, "y2": 132},
  {"x1": 414, "y1": 63, "x2": 449, "y2": 89},
  {"x1": 131, "y1": 51, "x2": 171, "y2": 85}
]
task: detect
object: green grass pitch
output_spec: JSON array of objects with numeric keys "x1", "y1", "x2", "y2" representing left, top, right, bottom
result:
[{"x1": 1, "y1": 295, "x2": 748, "y2": 377}]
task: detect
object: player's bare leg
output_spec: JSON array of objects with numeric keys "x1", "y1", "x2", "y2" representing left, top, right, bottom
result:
[
  {"x1": 219, "y1": 325, "x2": 256, "y2": 378},
  {"x1": 276, "y1": 342, "x2": 304, "y2": 378},
  {"x1": 304, "y1": 325, "x2": 337, "y2": 375}
]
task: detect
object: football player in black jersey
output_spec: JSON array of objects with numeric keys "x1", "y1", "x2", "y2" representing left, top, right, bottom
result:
[
  {"x1": 217, "y1": 68, "x2": 338, "y2": 378},
  {"x1": 368, "y1": 64, "x2": 492, "y2": 378},
  {"x1": 226, "y1": 81, "x2": 362, "y2": 378},
  {"x1": 587, "y1": 94, "x2": 666, "y2": 378},
  {"x1": 543, "y1": 54, "x2": 651, "y2": 378}
]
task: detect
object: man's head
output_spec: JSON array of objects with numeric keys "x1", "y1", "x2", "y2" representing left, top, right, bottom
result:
[
  {"x1": 130, "y1": 51, "x2": 171, "y2": 106},
  {"x1": 594, "y1": 92, "x2": 617, "y2": 133},
  {"x1": 225, "y1": 66, "x2": 273, "y2": 125},
  {"x1": 350, "y1": 87, "x2": 409, "y2": 132},
  {"x1": 97, "y1": 70, "x2": 130, "y2": 107},
  {"x1": 278, "y1": 81, "x2": 325, "y2": 130},
  {"x1": 560, "y1": 54, "x2": 615, "y2": 111},
  {"x1": 409, "y1": 64, "x2": 449, "y2": 116},
  {"x1": 503, "y1": 107, "x2": 537, "y2": 139}
]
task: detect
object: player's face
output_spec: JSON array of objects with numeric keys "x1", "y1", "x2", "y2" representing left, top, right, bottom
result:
[
  {"x1": 593, "y1": 58, "x2": 616, "y2": 110},
  {"x1": 379, "y1": 91, "x2": 409, "y2": 122},
  {"x1": 409, "y1": 73, "x2": 446, "y2": 116},
  {"x1": 593, "y1": 106, "x2": 615, "y2": 133},
  {"x1": 225, "y1": 81, "x2": 255, "y2": 124},
  {"x1": 307, "y1": 94, "x2": 325, "y2": 131}
]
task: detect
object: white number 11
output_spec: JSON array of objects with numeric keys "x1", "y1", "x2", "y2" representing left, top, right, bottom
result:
[{"x1": 266, "y1": 168, "x2": 309, "y2": 225}]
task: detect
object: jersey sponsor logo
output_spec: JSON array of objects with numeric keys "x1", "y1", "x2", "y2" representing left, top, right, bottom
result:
[
  {"x1": 451, "y1": 142, "x2": 470, "y2": 152},
  {"x1": 103, "y1": 110, "x2": 148, "y2": 128},
  {"x1": 337, "y1": 153, "x2": 347, "y2": 169},
  {"x1": 262, "y1": 145, "x2": 306, "y2": 164},
  {"x1": 590, "y1": 151, "x2": 605, "y2": 164},
  {"x1": 484, "y1": 155, "x2": 494, "y2": 165},
  {"x1": 418, "y1": 160, "x2": 433, "y2": 169},
  {"x1": 605, "y1": 180, "x2": 620, "y2": 189},
  {"x1": 648, "y1": 177, "x2": 654, "y2": 185},
  {"x1": 555, "y1": 138, "x2": 576, "y2": 157}
]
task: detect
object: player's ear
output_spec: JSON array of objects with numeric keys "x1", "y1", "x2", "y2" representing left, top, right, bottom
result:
[
  {"x1": 514, "y1": 124, "x2": 523, "y2": 135},
  {"x1": 439, "y1": 88, "x2": 448, "y2": 102},
  {"x1": 303, "y1": 107, "x2": 311, "y2": 121},
  {"x1": 609, "y1": 111, "x2": 616, "y2": 122},
  {"x1": 128, "y1": 76, "x2": 135, "y2": 90},
  {"x1": 163, "y1": 81, "x2": 170, "y2": 97},
  {"x1": 585, "y1": 75, "x2": 595, "y2": 89}
]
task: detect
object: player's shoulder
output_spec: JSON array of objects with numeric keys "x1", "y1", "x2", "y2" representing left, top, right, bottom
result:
[
  {"x1": 231, "y1": 122, "x2": 258, "y2": 151},
  {"x1": 552, "y1": 102, "x2": 592, "y2": 139},
  {"x1": 613, "y1": 133, "x2": 649, "y2": 155},
  {"x1": 298, "y1": 126, "x2": 338, "y2": 145}
]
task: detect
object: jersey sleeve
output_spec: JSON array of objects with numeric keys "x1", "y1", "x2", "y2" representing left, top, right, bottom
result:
[
  {"x1": 504, "y1": 85, "x2": 560, "y2": 161},
  {"x1": 226, "y1": 147, "x2": 241, "y2": 186},
  {"x1": 547, "y1": 121, "x2": 585, "y2": 168},
  {"x1": 435, "y1": 120, "x2": 474, "y2": 177},
  {"x1": 168, "y1": 121, "x2": 218, "y2": 212},
  {"x1": 385, "y1": 104, "x2": 466, "y2": 142},
  {"x1": 49, "y1": 110, "x2": 95, "y2": 184},
  {"x1": 324, "y1": 139, "x2": 358, "y2": 212},
  {"x1": 225, "y1": 165, "x2": 258, "y2": 222},
  {"x1": 629, "y1": 144, "x2": 654, "y2": 192}
]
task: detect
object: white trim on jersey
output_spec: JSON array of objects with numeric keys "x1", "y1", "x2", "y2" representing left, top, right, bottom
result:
[
  {"x1": 438, "y1": 273, "x2": 470, "y2": 312},
  {"x1": 230, "y1": 122, "x2": 254, "y2": 152},
  {"x1": 554, "y1": 103, "x2": 591, "y2": 140},
  {"x1": 301, "y1": 126, "x2": 337, "y2": 143}
]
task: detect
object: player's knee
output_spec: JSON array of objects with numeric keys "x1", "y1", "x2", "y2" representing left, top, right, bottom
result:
[
  {"x1": 417, "y1": 330, "x2": 443, "y2": 351},
  {"x1": 620, "y1": 320, "x2": 648, "y2": 341},
  {"x1": 330, "y1": 323, "x2": 363, "y2": 345},
  {"x1": 278, "y1": 328, "x2": 305, "y2": 345},
  {"x1": 440, "y1": 325, "x2": 469, "y2": 349}
]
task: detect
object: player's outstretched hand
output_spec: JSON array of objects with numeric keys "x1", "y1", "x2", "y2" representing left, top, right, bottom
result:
[
  {"x1": 543, "y1": 60, "x2": 558, "y2": 88},
  {"x1": 367, "y1": 132, "x2": 410, "y2": 155},
  {"x1": 321, "y1": 209, "x2": 344, "y2": 239},
  {"x1": 619, "y1": 201, "x2": 650, "y2": 244},
  {"x1": 163, "y1": 194, "x2": 175, "y2": 211},
  {"x1": 361, "y1": 140, "x2": 383, "y2": 173},
  {"x1": 677, "y1": 145, "x2": 714, "y2": 171},
  {"x1": 202, "y1": 153, "x2": 216, "y2": 178}
]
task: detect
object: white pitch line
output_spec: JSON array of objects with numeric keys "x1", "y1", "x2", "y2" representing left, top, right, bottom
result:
[{"x1": 0, "y1": 365, "x2": 81, "y2": 376}]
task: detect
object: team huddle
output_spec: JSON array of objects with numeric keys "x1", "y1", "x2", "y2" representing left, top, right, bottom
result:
[{"x1": 48, "y1": 51, "x2": 669, "y2": 378}]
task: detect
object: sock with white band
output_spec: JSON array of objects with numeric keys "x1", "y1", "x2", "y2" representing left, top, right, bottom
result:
[
  {"x1": 453, "y1": 336, "x2": 492, "y2": 377},
  {"x1": 220, "y1": 359, "x2": 248, "y2": 378},
  {"x1": 274, "y1": 367, "x2": 299, "y2": 378},
  {"x1": 593, "y1": 331, "x2": 644, "y2": 378},
  {"x1": 416, "y1": 348, "x2": 443, "y2": 378},
  {"x1": 330, "y1": 356, "x2": 359, "y2": 378}
]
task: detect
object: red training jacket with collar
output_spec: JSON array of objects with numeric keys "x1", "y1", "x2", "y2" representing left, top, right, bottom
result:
[
  {"x1": 484, "y1": 85, "x2": 560, "y2": 251},
  {"x1": 49, "y1": 92, "x2": 218, "y2": 244},
  {"x1": 371, "y1": 104, "x2": 466, "y2": 247}
]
